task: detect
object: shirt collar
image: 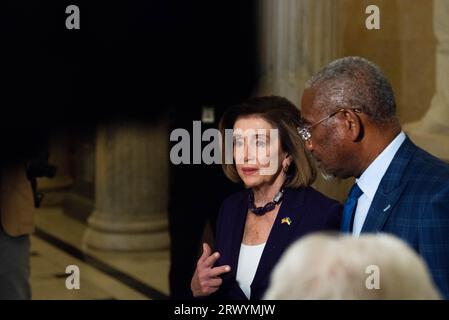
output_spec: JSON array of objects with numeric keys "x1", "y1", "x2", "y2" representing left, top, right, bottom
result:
[{"x1": 356, "y1": 131, "x2": 406, "y2": 200}]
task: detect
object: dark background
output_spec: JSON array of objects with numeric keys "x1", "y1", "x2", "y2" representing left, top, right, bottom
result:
[
  {"x1": 1, "y1": 0, "x2": 258, "y2": 298},
  {"x1": 1, "y1": 0, "x2": 258, "y2": 162},
  {"x1": 1, "y1": 0, "x2": 258, "y2": 127}
]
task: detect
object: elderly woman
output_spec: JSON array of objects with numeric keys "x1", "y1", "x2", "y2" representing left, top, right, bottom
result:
[{"x1": 190, "y1": 96, "x2": 342, "y2": 300}]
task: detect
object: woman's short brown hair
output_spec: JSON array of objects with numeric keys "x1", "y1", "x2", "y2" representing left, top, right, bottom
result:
[{"x1": 219, "y1": 95, "x2": 316, "y2": 188}]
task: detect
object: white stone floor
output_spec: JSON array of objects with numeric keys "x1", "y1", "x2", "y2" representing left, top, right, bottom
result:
[{"x1": 30, "y1": 208, "x2": 170, "y2": 300}]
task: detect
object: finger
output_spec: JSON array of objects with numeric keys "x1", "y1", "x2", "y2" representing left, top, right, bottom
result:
[
  {"x1": 204, "y1": 277, "x2": 223, "y2": 288},
  {"x1": 198, "y1": 243, "x2": 211, "y2": 265},
  {"x1": 209, "y1": 265, "x2": 231, "y2": 277},
  {"x1": 204, "y1": 251, "x2": 221, "y2": 267}
]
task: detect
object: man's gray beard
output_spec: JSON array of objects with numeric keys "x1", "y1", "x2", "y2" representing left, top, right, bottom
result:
[
  {"x1": 320, "y1": 171, "x2": 336, "y2": 182},
  {"x1": 312, "y1": 157, "x2": 336, "y2": 181}
]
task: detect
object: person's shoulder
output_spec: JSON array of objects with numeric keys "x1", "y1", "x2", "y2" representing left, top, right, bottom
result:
[
  {"x1": 287, "y1": 187, "x2": 342, "y2": 230},
  {"x1": 218, "y1": 189, "x2": 247, "y2": 217},
  {"x1": 405, "y1": 143, "x2": 449, "y2": 186},
  {"x1": 411, "y1": 146, "x2": 449, "y2": 172},
  {"x1": 221, "y1": 189, "x2": 247, "y2": 206},
  {"x1": 288, "y1": 186, "x2": 342, "y2": 211},
  {"x1": 216, "y1": 189, "x2": 247, "y2": 230},
  {"x1": 390, "y1": 141, "x2": 449, "y2": 205}
]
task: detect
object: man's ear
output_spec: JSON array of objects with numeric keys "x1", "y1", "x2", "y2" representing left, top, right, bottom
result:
[{"x1": 343, "y1": 110, "x2": 363, "y2": 142}]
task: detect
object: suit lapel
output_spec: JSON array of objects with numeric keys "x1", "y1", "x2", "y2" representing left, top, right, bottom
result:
[
  {"x1": 361, "y1": 137, "x2": 417, "y2": 233},
  {"x1": 361, "y1": 184, "x2": 406, "y2": 232},
  {"x1": 250, "y1": 188, "x2": 304, "y2": 295}
]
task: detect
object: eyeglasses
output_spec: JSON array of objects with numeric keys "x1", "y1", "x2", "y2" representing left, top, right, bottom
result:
[{"x1": 297, "y1": 108, "x2": 362, "y2": 142}]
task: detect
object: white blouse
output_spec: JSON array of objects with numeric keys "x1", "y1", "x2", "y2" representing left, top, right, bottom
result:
[{"x1": 236, "y1": 242, "x2": 266, "y2": 299}]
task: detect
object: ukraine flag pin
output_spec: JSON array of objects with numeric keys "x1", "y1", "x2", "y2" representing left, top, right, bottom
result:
[{"x1": 281, "y1": 217, "x2": 292, "y2": 226}]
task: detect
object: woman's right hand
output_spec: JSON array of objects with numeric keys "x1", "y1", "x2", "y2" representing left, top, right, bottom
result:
[{"x1": 191, "y1": 243, "x2": 231, "y2": 297}]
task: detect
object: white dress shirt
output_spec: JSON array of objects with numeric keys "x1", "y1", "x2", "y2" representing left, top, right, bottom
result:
[
  {"x1": 352, "y1": 131, "x2": 406, "y2": 237},
  {"x1": 236, "y1": 242, "x2": 266, "y2": 299}
]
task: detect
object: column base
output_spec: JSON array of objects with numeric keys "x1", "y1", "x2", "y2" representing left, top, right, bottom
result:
[
  {"x1": 83, "y1": 212, "x2": 170, "y2": 251},
  {"x1": 63, "y1": 192, "x2": 94, "y2": 223}
]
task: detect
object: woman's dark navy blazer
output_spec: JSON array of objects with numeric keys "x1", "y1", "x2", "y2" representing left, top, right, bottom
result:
[{"x1": 212, "y1": 186, "x2": 342, "y2": 300}]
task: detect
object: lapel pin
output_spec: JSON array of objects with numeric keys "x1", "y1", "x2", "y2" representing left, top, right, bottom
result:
[
  {"x1": 281, "y1": 217, "x2": 292, "y2": 226},
  {"x1": 383, "y1": 204, "x2": 391, "y2": 212}
]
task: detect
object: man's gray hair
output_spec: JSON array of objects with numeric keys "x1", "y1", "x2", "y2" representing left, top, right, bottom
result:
[{"x1": 306, "y1": 56, "x2": 397, "y2": 123}]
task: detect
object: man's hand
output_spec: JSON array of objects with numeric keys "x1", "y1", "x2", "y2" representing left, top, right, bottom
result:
[{"x1": 191, "y1": 243, "x2": 231, "y2": 297}]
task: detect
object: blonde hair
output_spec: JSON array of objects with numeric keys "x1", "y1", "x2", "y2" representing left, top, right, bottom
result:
[
  {"x1": 219, "y1": 96, "x2": 316, "y2": 188},
  {"x1": 264, "y1": 233, "x2": 441, "y2": 300}
]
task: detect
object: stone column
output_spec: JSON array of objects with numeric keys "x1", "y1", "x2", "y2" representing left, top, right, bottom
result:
[
  {"x1": 256, "y1": 0, "x2": 352, "y2": 202},
  {"x1": 63, "y1": 129, "x2": 95, "y2": 222},
  {"x1": 404, "y1": 0, "x2": 449, "y2": 161},
  {"x1": 256, "y1": 0, "x2": 339, "y2": 103},
  {"x1": 83, "y1": 119, "x2": 170, "y2": 251}
]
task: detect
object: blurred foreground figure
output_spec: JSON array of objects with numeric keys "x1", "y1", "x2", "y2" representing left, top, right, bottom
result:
[
  {"x1": 264, "y1": 233, "x2": 441, "y2": 300},
  {"x1": 0, "y1": 164, "x2": 35, "y2": 299},
  {"x1": 0, "y1": 129, "x2": 55, "y2": 299}
]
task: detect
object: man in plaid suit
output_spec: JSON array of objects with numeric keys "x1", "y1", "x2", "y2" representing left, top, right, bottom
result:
[{"x1": 298, "y1": 56, "x2": 449, "y2": 299}]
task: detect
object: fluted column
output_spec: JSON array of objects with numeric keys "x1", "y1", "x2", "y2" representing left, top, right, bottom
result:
[
  {"x1": 256, "y1": 0, "x2": 339, "y2": 103},
  {"x1": 404, "y1": 0, "x2": 449, "y2": 161},
  {"x1": 83, "y1": 119, "x2": 170, "y2": 251},
  {"x1": 256, "y1": 0, "x2": 351, "y2": 202}
]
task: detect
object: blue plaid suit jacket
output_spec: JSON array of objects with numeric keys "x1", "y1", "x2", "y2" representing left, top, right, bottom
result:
[{"x1": 360, "y1": 136, "x2": 449, "y2": 298}]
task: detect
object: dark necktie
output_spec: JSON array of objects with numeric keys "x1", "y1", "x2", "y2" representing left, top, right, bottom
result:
[{"x1": 341, "y1": 183, "x2": 363, "y2": 233}]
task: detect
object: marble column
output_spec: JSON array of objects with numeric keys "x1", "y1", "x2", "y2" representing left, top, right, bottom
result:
[
  {"x1": 256, "y1": 0, "x2": 352, "y2": 202},
  {"x1": 83, "y1": 119, "x2": 170, "y2": 251},
  {"x1": 404, "y1": 0, "x2": 449, "y2": 161},
  {"x1": 256, "y1": 0, "x2": 339, "y2": 104},
  {"x1": 63, "y1": 130, "x2": 95, "y2": 222}
]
